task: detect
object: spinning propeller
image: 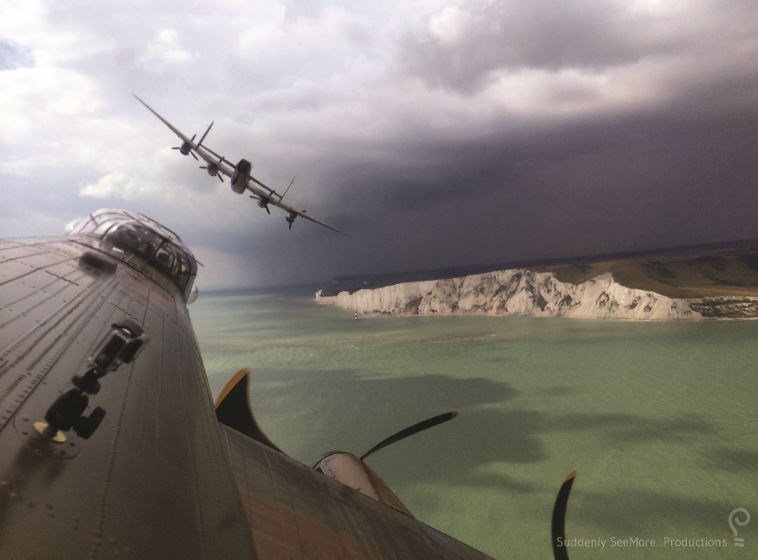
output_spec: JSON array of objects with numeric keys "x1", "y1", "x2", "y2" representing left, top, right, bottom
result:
[
  {"x1": 172, "y1": 134, "x2": 199, "y2": 160},
  {"x1": 201, "y1": 163, "x2": 225, "y2": 182},
  {"x1": 249, "y1": 195, "x2": 271, "y2": 214}
]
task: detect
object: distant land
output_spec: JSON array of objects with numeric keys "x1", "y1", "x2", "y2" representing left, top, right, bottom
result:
[{"x1": 316, "y1": 239, "x2": 758, "y2": 320}]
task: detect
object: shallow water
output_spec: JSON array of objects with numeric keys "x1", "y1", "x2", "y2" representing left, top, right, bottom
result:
[{"x1": 191, "y1": 290, "x2": 757, "y2": 559}]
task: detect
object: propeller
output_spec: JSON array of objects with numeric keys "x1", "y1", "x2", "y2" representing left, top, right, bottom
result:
[
  {"x1": 200, "y1": 165, "x2": 224, "y2": 182},
  {"x1": 172, "y1": 134, "x2": 199, "y2": 160},
  {"x1": 551, "y1": 471, "x2": 576, "y2": 560},
  {"x1": 249, "y1": 195, "x2": 271, "y2": 213},
  {"x1": 172, "y1": 146, "x2": 199, "y2": 160},
  {"x1": 360, "y1": 411, "x2": 458, "y2": 461}
]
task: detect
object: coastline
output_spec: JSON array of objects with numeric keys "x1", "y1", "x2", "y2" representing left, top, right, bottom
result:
[{"x1": 315, "y1": 269, "x2": 758, "y2": 320}]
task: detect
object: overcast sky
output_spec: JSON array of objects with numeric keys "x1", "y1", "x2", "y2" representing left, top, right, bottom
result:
[{"x1": 1, "y1": 1, "x2": 757, "y2": 288}]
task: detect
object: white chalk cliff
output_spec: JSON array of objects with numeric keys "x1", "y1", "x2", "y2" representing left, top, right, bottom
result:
[{"x1": 315, "y1": 270, "x2": 758, "y2": 319}]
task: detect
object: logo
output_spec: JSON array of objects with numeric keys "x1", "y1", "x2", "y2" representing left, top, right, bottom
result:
[{"x1": 728, "y1": 508, "x2": 751, "y2": 547}]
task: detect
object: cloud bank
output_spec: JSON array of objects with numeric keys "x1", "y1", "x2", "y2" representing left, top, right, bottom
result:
[{"x1": 2, "y1": 0, "x2": 757, "y2": 288}]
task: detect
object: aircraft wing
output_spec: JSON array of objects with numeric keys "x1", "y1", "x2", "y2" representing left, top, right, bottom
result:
[
  {"x1": 222, "y1": 425, "x2": 493, "y2": 559},
  {"x1": 134, "y1": 94, "x2": 236, "y2": 175},
  {"x1": 197, "y1": 145, "x2": 349, "y2": 235},
  {"x1": 134, "y1": 93, "x2": 196, "y2": 146},
  {"x1": 198, "y1": 146, "x2": 237, "y2": 174},
  {"x1": 295, "y1": 210, "x2": 349, "y2": 235},
  {"x1": 268, "y1": 196, "x2": 349, "y2": 235},
  {"x1": 215, "y1": 369, "x2": 494, "y2": 559}
]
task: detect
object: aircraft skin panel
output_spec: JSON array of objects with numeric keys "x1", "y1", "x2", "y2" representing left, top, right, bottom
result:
[
  {"x1": 0, "y1": 239, "x2": 256, "y2": 559},
  {"x1": 222, "y1": 425, "x2": 494, "y2": 560},
  {"x1": 1, "y1": 235, "x2": 496, "y2": 559}
]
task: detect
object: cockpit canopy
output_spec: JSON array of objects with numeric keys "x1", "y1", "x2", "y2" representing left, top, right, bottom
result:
[{"x1": 67, "y1": 209, "x2": 198, "y2": 300}]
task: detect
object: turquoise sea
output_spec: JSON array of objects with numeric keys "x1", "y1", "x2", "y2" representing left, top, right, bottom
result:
[{"x1": 191, "y1": 290, "x2": 757, "y2": 559}]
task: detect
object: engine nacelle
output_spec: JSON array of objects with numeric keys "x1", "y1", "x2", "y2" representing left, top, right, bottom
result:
[
  {"x1": 313, "y1": 452, "x2": 412, "y2": 516},
  {"x1": 231, "y1": 182, "x2": 246, "y2": 194}
]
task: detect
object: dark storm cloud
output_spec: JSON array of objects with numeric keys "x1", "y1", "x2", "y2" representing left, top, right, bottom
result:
[
  {"x1": 194, "y1": 99, "x2": 758, "y2": 287},
  {"x1": 244, "y1": 113, "x2": 758, "y2": 283},
  {"x1": 237, "y1": 23, "x2": 758, "y2": 283},
  {"x1": 3, "y1": 1, "x2": 758, "y2": 287}
]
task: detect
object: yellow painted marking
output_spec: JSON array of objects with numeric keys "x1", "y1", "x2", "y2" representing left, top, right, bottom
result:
[
  {"x1": 215, "y1": 367, "x2": 250, "y2": 409},
  {"x1": 33, "y1": 421, "x2": 67, "y2": 443}
]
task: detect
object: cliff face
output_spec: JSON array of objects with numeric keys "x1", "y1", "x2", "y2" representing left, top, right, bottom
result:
[{"x1": 315, "y1": 270, "x2": 758, "y2": 320}]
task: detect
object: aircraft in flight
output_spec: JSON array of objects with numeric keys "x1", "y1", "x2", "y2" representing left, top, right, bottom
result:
[
  {"x1": 0, "y1": 208, "x2": 577, "y2": 559},
  {"x1": 133, "y1": 94, "x2": 348, "y2": 235}
]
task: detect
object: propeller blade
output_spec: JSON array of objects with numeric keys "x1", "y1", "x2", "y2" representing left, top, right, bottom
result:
[
  {"x1": 360, "y1": 411, "x2": 458, "y2": 461},
  {"x1": 172, "y1": 146, "x2": 180, "y2": 150},
  {"x1": 551, "y1": 471, "x2": 576, "y2": 560},
  {"x1": 217, "y1": 174, "x2": 224, "y2": 183},
  {"x1": 265, "y1": 206, "x2": 270, "y2": 214},
  {"x1": 190, "y1": 151, "x2": 198, "y2": 161},
  {"x1": 200, "y1": 166, "x2": 207, "y2": 169}
]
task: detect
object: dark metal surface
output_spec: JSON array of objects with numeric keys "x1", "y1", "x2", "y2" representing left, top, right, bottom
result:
[
  {"x1": 222, "y1": 425, "x2": 493, "y2": 559},
  {"x1": 1, "y1": 237, "x2": 495, "y2": 560},
  {"x1": 0, "y1": 239, "x2": 255, "y2": 559}
]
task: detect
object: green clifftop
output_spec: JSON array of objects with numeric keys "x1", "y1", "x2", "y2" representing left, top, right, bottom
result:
[{"x1": 540, "y1": 252, "x2": 758, "y2": 299}]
